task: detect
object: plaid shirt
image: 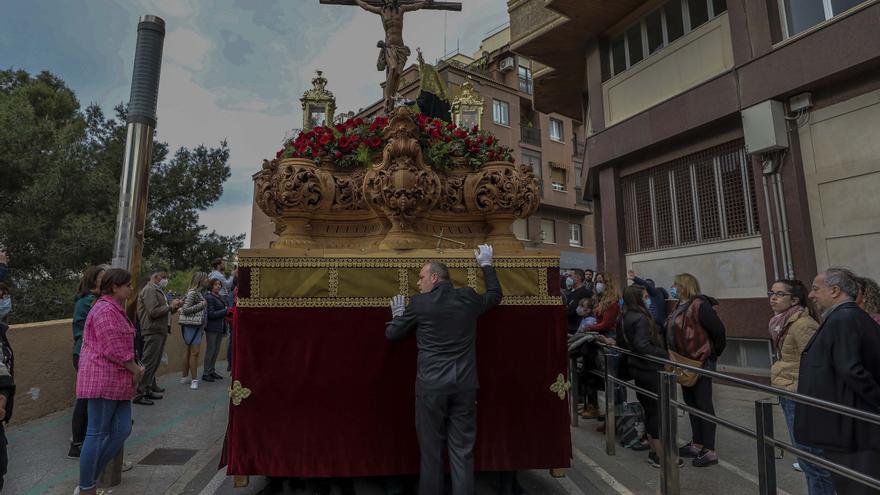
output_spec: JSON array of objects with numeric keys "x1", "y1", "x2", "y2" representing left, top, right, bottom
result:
[{"x1": 76, "y1": 295, "x2": 136, "y2": 400}]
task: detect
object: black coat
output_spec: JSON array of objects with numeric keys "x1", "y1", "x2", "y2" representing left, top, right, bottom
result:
[
  {"x1": 386, "y1": 266, "x2": 502, "y2": 394},
  {"x1": 565, "y1": 286, "x2": 593, "y2": 334},
  {"x1": 795, "y1": 302, "x2": 880, "y2": 452},
  {"x1": 205, "y1": 292, "x2": 228, "y2": 333},
  {"x1": 0, "y1": 323, "x2": 14, "y2": 423},
  {"x1": 619, "y1": 310, "x2": 667, "y2": 371}
]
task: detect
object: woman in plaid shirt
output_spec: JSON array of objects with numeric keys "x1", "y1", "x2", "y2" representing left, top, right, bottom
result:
[{"x1": 75, "y1": 269, "x2": 144, "y2": 495}]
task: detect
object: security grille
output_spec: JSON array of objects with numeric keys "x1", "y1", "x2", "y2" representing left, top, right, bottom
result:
[{"x1": 622, "y1": 140, "x2": 759, "y2": 253}]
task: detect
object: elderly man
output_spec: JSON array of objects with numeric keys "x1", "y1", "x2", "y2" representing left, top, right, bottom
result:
[
  {"x1": 135, "y1": 267, "x2": 182, "y2": 405},
  {"x1": 797, "y1": 268, "x2": 880, "y2": 494},
  {"x1": 386, "y1": 245, "x2": 502, "y2": 495}
]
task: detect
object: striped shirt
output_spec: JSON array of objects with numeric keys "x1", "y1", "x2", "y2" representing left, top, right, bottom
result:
[{"x1": 76, "y1": 296, "x2": 136, "y2": 400}]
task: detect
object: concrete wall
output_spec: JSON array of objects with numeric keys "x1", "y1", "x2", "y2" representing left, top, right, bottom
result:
[
  {"x1": 602, "y1": 13, "x2": 735, "y2": 126},
  {"x1": 6, "y1": 315, "x2": 213, "y2": 425},
  {"x1": 800, "y1": 88, "x2": 880, "y2": 280},
  {"x1": 626, "y1": 236, "x2": 767, "y2": 300}
]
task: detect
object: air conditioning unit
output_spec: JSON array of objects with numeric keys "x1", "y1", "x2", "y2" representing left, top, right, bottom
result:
[{"x1": 498, "y1": 57, "x2": 515, "y2": 72}]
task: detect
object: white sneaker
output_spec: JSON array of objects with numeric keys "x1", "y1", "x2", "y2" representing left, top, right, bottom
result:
[
  {"x1": 122, "y1": 460, "x2": 133, "y2": 471},
  {"x1": 793, "y1": 462, "x2": 803, "y2": 472},
  {"x1": 180, "y1": 376, "x2": 191, "y2": 384},
  {"x1": 190, "y1": 379, "x2": 199, "y2": 390},
  {"x1": 73, "y1": 487, "x2": 80, "y2": 495}
]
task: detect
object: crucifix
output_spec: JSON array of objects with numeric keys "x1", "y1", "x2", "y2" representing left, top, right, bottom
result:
[
  {"x1": 320, "y1": 0, "x2": 462, "y2": 114},
  {"x1": 432, "y1": 227, "x2": 466, "y2": 253}
]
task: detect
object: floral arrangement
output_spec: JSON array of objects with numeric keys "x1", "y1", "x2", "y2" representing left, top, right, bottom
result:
[{"x1": 277, "y1": 114, "x2": 514, "y2": 170}]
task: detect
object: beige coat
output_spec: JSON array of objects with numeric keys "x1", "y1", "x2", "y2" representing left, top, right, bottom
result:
[{"x1": 770, "y1": 310, "x2": 819, "y2": 391}]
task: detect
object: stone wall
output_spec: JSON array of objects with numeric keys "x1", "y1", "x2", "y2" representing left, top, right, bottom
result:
[{"x1": 6, "y1": 315, "x2": 217, "y2": 425}]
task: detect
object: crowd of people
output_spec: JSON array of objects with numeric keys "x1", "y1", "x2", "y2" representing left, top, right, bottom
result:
[{"x1": 563, "y1": 265, "x2": 880, "y2": 494}]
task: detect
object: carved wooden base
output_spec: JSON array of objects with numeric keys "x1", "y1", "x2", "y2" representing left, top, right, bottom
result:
[
  {"x1": 234, "y1": 475, "x2": 249, "y2": 487},
  {"x1": 549, "y1": 468, "x2": 566, "y2": 478},
  {"x1": 272, "y1": 215, "x2": 316, "y2": 249}
]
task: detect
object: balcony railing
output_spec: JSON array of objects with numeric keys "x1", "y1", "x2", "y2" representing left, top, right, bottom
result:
[
  {"x1": 520, "y1": 125, "x2": 541, "y2": 146},
  {"x1": 518, "y1": 76, "x2": 533, "y2": 95},
  {"x1": 573, "y1": 139, "x2": 585, "y2": 158}
]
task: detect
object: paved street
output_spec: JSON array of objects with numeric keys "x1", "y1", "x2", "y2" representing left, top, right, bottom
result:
[{"x1": 6, "y1": 365, "x2": 809, "y2": 494}]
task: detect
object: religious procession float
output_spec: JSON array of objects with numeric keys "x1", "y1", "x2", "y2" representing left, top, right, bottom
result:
[{"x1": 222, "y1": 0, "x2": 571, "y2": 483}]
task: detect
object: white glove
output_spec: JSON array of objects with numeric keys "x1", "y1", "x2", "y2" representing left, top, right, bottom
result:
[
  {"x1": 474, "y1": 244, "x2": 494, "y2": 267},
  {"x1": 390, "y1": 294, "x2": 406, "y2": 318}
]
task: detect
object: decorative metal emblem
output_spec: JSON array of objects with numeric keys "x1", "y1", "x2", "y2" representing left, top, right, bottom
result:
[
  {"x1": 229, "y1": 380, "x2": 252, "y2": 406},
  {"x1": 549, "y1": 373, "x2": 571, "y2": 400}
]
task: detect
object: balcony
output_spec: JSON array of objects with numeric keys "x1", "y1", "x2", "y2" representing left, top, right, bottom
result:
[
  {"x1": 602, "y1": 13, "x2": 735, "y2": 126},
  {"x1": 520, "y1": 125, "x2": 542, "y2": 147},
  {"x1": 508, "y1": 0, "x2": 565, "y2": 51},
  {"x1": 572, "y1": 139, "x2": 585, "y2": 158}
]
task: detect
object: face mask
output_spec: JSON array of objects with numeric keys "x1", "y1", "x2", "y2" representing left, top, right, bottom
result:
[
  {"x1": 595, "y1": 283, "x2": 605, "y2": 294},
  {"x1": 645, "y1": 298, "x2": 653, "y2": 309},
  {"x1": 159, "y1": 278, "x2": 169, "y2": 289},
  {"x1": 670, "y1": 287, "x2": 679, "y2": 300},
  {"x1": 0, "y1": 296, "x2": 11, "y2": 319},
  {"x1": 565, "y1": 277, "x2": 574, "y2": 289}
]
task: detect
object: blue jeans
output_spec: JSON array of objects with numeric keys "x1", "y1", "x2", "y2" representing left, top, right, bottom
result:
[
  {"x1": 779, "y1": 397, "x2": 835, "y2": 495},
  {"x1": 79, "y1": 399, "x2": 132, "y2": 490}
]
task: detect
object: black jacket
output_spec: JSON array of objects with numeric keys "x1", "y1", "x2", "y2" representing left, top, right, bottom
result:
[
  {"x1": 0, "y1": 323, "x2": 15, "y2": 423},
  {"x1": 795, "y1": 302, "x2": 880, "y2": 452},
  {"x1": 565, "y1": 285, "x2": 593, "y2": 334},
  {"x1": 619, "y1": 310, "x2": 667, "y2": 371},
  {"x1": 205, "y1": 292, "x2": 228, "y2": 333},
  {"x1": 386, "y1": 265, "x2": 503, "y2": 394}
]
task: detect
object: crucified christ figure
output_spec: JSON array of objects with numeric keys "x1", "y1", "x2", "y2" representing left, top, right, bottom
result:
[{"x1": 356, "y1": 0, "x2": 433, "y2": 113}]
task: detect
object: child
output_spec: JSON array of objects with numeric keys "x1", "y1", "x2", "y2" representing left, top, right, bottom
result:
[{"x1": 576, "y1": 297, "x2": 598, "y2": 332}]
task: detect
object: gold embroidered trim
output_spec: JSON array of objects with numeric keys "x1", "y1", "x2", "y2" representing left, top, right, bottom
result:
[
  {"x1": 239, "y1": 257, "x2": 559, "y2": 269},
  {"x1": 237, "y1": 294, "x2": 560, "y2": 308},
  {"x1": 251, "y1": 267, "x2": 261, "y2": 298},
  {"x1": 229, "y1": 380, "x2": 252, "y2": 406},
  {"x1": 328, "y1": 268, "x2": 339, "y2": 297},
  {"x1": 398, "y1": 268, "x2": 408, "y2": 296},
  {"x1": 549, "y1": 373, "x2": 571, "y2": 400}
]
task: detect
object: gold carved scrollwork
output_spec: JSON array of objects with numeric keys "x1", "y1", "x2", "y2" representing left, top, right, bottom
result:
[
  {"x1": 363, "y1": 107, "x2": 441, "y2": 249},
  {"x1": 331, "y1": 168, "x2": 368, "y2": 211}
]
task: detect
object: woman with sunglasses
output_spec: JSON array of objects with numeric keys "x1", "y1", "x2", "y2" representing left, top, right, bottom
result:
[{"x1": 767, "y1": 279, "x2": 833, "y2": 495}]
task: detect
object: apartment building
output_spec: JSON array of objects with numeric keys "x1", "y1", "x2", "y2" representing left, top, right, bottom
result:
[{"x1": 509, "y1": 0, "x2": 880, "y2": 375}]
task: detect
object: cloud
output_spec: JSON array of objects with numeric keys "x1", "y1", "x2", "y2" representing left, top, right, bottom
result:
[
  {"x1": 147, "y1": 0, "x2": 200, "y2": 18},
  {"x1": 164, "y1": 28, "x2": 213, "y2": 70},
  {"x1": 220, "y1": 29, "x2": 254, "y2": 66}
]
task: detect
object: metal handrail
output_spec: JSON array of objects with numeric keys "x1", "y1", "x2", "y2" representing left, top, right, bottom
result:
[
  {"x1": 597, "y1": 342, "x2": 880, "y2": 426},
  {"x1": 569, "y1": 341, "x2": 880, "y2": 494}
]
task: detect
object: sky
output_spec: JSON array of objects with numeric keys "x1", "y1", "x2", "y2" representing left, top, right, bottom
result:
[{"x1": 0, "y1": 0, "x2": 509, "y2": 246}]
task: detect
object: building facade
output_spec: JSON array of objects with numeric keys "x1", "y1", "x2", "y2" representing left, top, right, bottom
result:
[
  {"x1": 251, "y1": 27, "x2": 596, "y2": 269},
  {"x1": 510, "y1": 0, "x2": 880, "y2": 375}
]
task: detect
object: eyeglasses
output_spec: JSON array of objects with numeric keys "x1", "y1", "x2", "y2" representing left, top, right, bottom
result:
[{"x1": 767, "y1": 291, "x2": 792, "y2": 298}]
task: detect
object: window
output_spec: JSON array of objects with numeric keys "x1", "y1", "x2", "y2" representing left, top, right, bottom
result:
[
  {"x1": 518, "y1": 65, "x2": 533, "y2": 95},
  {"x1": 551, "y1": 168, "x2": 566, "y2": 191},
  {"x1": 779, "y1": 0, "x2": 868, "y2": 37},
  {"x1": 609, "y1": 0, "x2": 728, "y2": 76},
  {"x1": 621, "y1": 140, "x2": 759, "y2": 253},
  {"x1": 492, "y1": 99, "x2": 510, "y2": 126},
  {"x1": 541, "y1": 219, "x2": 556, "y2": 244},
  {"x1": 513, "y1": 218, "x2": 529, "y2": 240},
  {"x1": 717, "y1": 338, "x2": 772, "y2": 373},
  {"x1": 549, "y1": 118, "x2": 564, "y2": 142},
  {"x1": 569, "y1": 223, "x2": 583, "y2": 247}
]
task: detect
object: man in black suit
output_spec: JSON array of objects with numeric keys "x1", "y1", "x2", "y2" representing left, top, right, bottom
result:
[
  {"x1": 797, "y1": 267, "x2": 880, "y2": 494},
  {"x1": 386, "y1": 245, "x2": 502, "y2": 495}
]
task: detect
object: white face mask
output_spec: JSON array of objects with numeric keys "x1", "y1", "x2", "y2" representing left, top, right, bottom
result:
[
  {"x1": 595, "y1": 283, "x2": 605, "y2": 294},
  {"x1": 159, "y1": 278, "x2": 169, "y2": 289}
]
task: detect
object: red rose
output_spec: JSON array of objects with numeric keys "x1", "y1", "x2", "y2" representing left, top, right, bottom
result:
[
  {"x1": 335, "y1": 123, "x2": 346, "y2": 133},
  {"x1": 431, "y1": 129, "x2": 441, "y2": 139},
  {"x1": 275, "y1": 149, "x2": 283, "y2": 159},
  {"x1": 334, "y1": 151, "x2": 343, "y2": 159},
  {"x1": 353, "y1": 118, "x2": 364, "y2": 127},
  {"x1": 486, "y1": 136, "x2": 496, "y2": 145},
  {"x1": 454, "y1": 129, "x2": 467, "y2": 139},
  {"x1": 319, "y1": 134, "x2": 333, "y2": 146},
  {"x1": 369, "y1": 137, "x2": 382, "y2": 148},
  {"x1": 445, "y1": 122, "x2": 456, "y2": 131},
  {"x1": 338, "y1": 136, "x2": 351, "y2": 149},
  {"x1": 444, "y1": 135, "x2": 452, "y2": 142}
]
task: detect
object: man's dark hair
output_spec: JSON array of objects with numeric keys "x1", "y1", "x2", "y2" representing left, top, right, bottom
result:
[
  {"x1": 427, "y1": 262, "x2": 450, "y2": 281},
  {"x1": 100, "y1": 268, "x2": 132, "y2": 295},
  {"x1": 211, "y1": 258, "x2": 224, "y2": 270},
  {"x1": 151, "y1": 266, "x2": 169, "y2": 276},
  {"x1": 585, "y1": 269, "x2": 594, "y2": 276},
  {"x1": 571, "y1": 269, "x2": 585, "y2": 283}
]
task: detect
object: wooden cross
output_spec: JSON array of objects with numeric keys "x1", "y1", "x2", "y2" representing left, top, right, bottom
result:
[
  {"x1": 433, "y1": 228, "x2": 466, "y2": 252},
  {"x1": 319, "y1": 0, "x2": 462, "y2": 11}
]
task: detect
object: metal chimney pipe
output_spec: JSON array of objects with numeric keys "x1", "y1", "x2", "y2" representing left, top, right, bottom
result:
[
  {"x1": 102, "y1": 14, "x2": 164, "y2": 490},
  {"x1": 111, "y1": 14, "x2": 165, "y2": 274}
]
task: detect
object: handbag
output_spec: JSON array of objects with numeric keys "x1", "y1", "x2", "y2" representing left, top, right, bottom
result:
[
  {"x1": 665, "y1": 350, "x2": 703, "y2": 387},
  {"x1": 178, "y1": 290, "x2": 205, "y2": 327}
]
